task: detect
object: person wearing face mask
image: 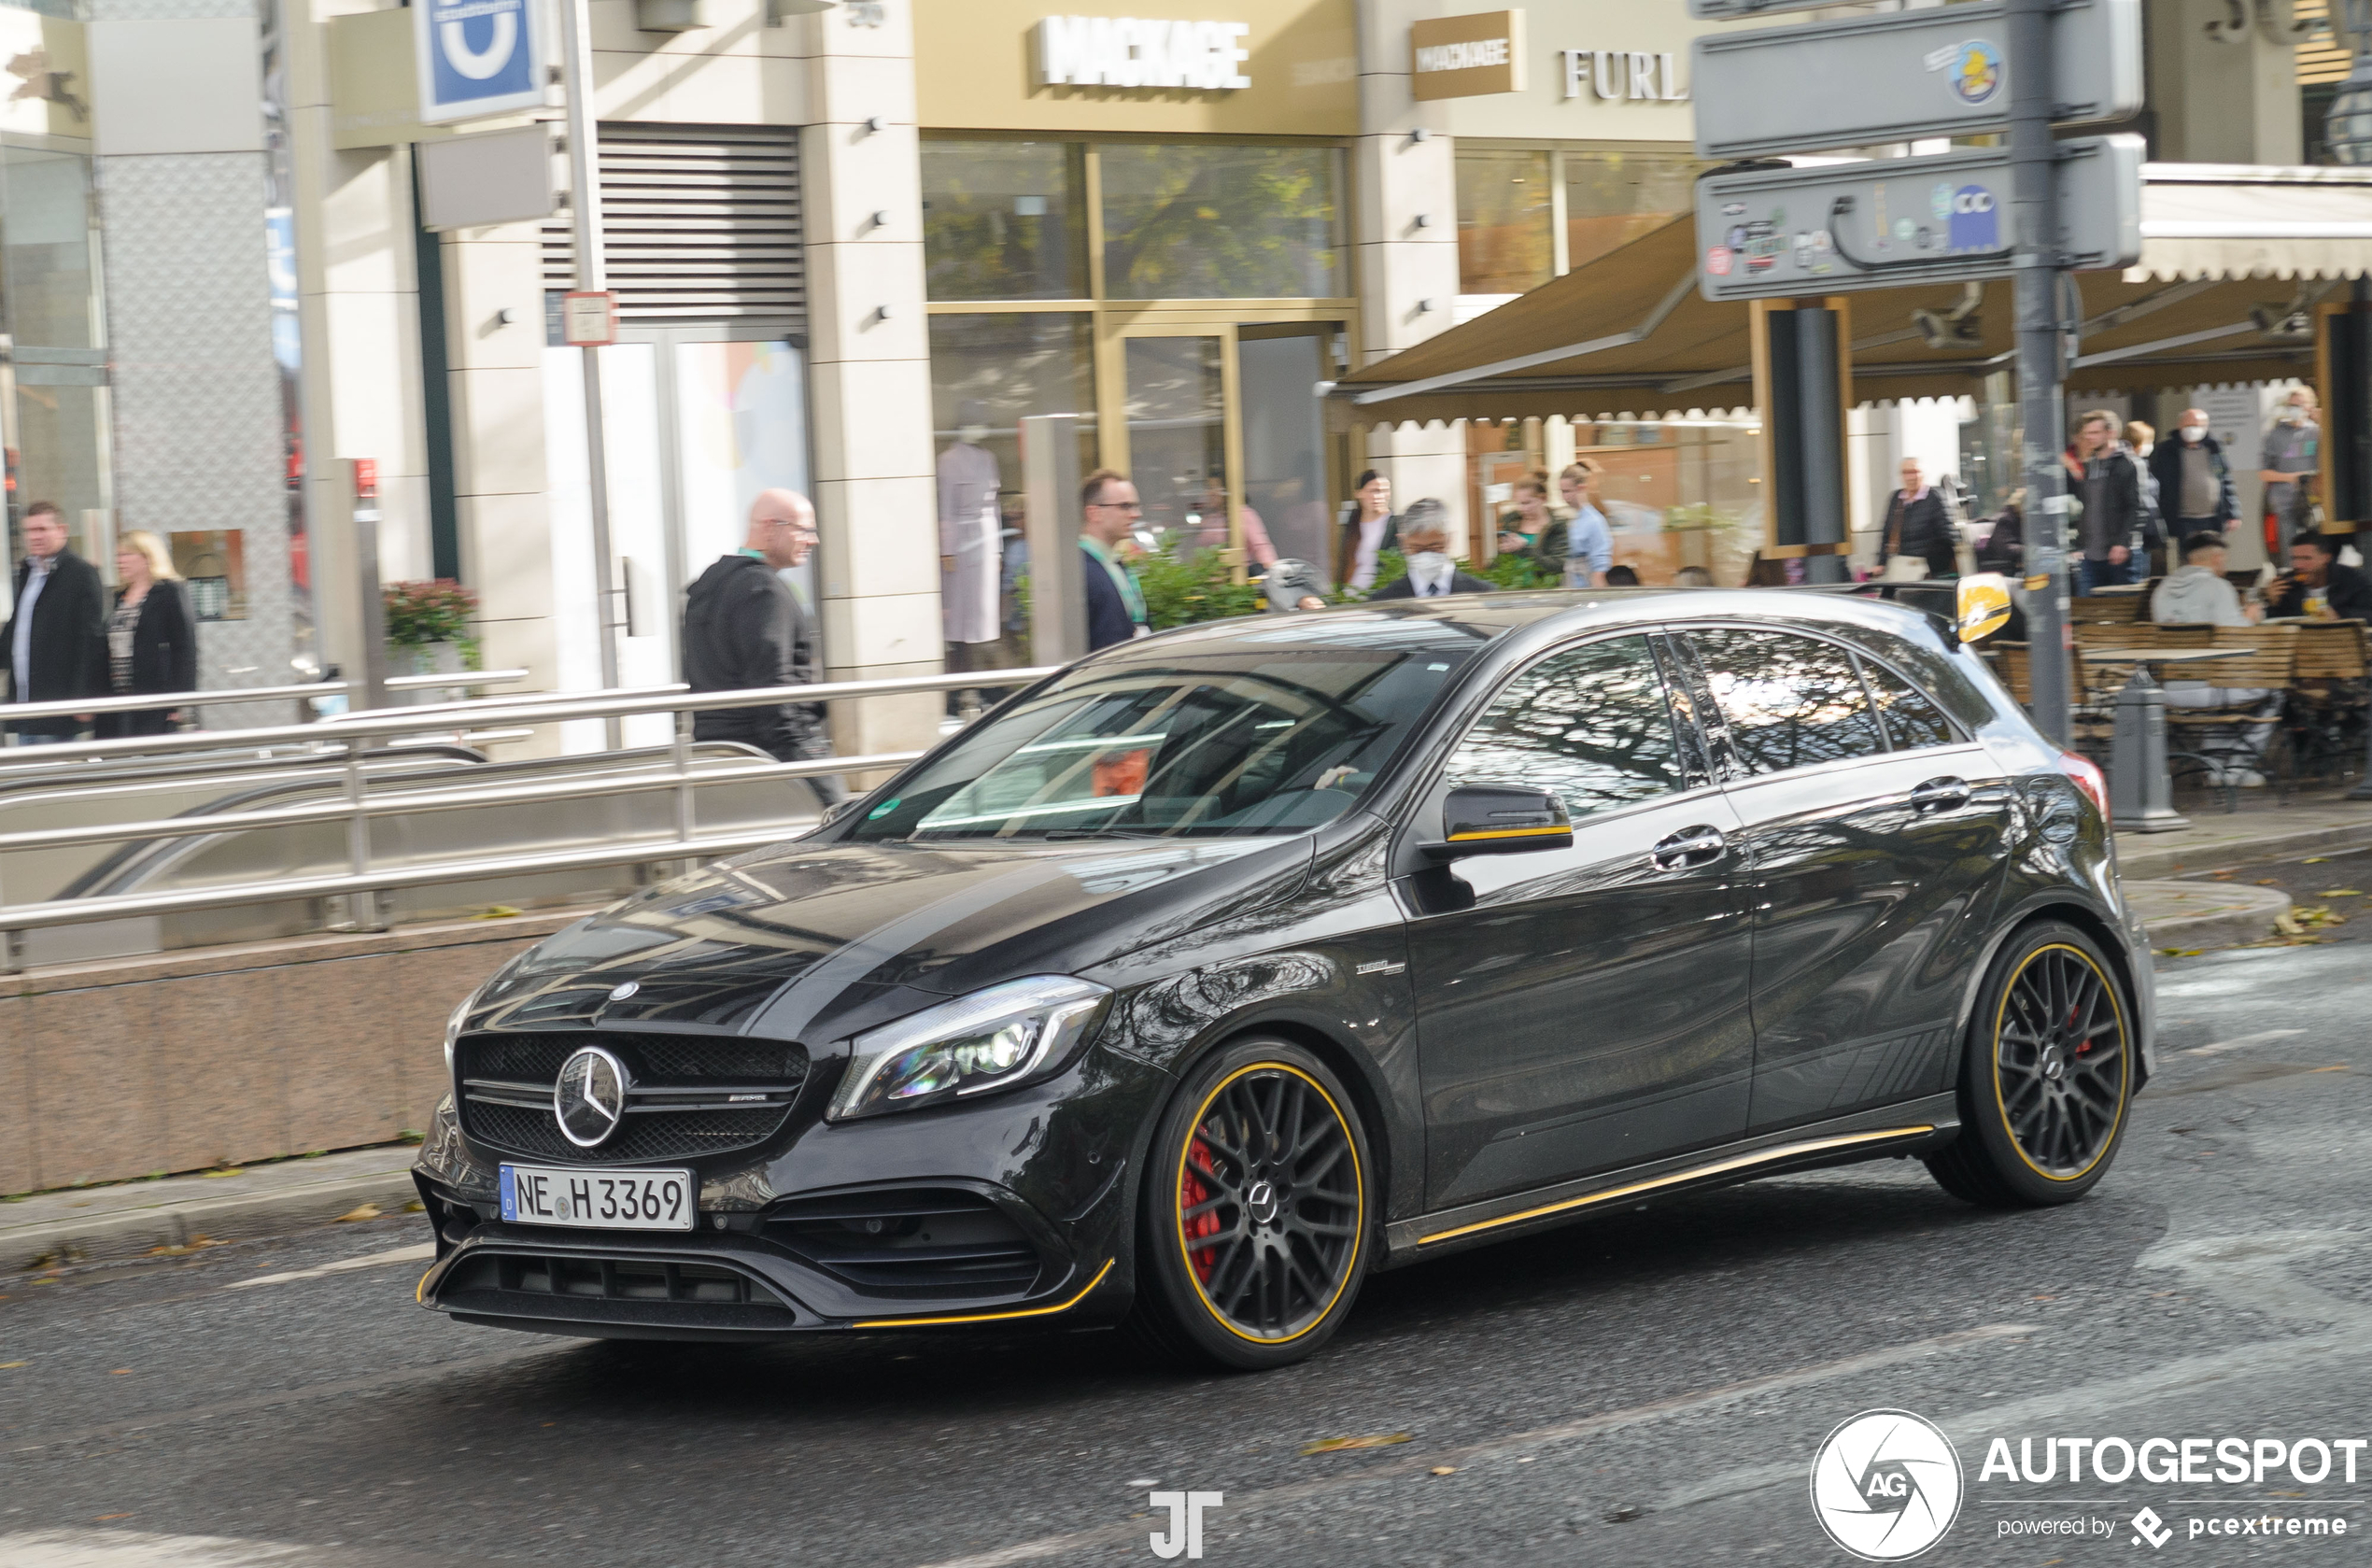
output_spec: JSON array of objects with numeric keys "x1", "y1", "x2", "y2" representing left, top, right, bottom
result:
[
  {"x1": 2147, "y1": 407, "x2": 2238, "y2": 550},
  {"x1": 2259, "y1": 388, "x2": 2323, "y2": 558},
  {"x1": 1367, "y1": 501, "x2": 1491, "y2": 600}
]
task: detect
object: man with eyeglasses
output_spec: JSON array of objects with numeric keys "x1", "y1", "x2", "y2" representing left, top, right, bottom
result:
[
  {"x1": 1080, "y1": 469, "x2": 1149, "y2": 650},
  {"x1": 682, "y1": 487, "x2": 843, "y2": 805}
]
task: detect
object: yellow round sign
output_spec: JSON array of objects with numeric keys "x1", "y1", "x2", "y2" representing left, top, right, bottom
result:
[{"x1": 1956, "y1": 573, "x2": 2012, "y2": 642}]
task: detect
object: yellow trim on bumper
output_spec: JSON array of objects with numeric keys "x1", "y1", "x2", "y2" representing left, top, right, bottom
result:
[
  {"x1": 1416, "y1": 1125, "x2": 1936, "y2": 1247},
  {"x1": 850, "y1": 1257, "x2": 1116, "y2": 1329}
]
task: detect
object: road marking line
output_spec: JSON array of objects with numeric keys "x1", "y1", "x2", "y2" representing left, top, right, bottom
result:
[
  {"x1": 899, "y1": 1321, "x2": 2037, "y2": 1568},
  {"x1": 2183, "y1": 1028, "x2": 2308, "y2": 1056},
  {"x1": 0, "y1": 1528, "x2": 311, "y2": 1566},
  {"x1": 220, "y1": 1243, "x2": 433, "y2": 1291}
]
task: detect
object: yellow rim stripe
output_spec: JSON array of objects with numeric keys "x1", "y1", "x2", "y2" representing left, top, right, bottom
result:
[
  {"x1": 1417, "y1": 1126, "x2": 1936, "y2": 1246},
  {"x1": 1992, "y1": 942, "x2": 2130, "y2": 1182},
  {"x1": 1175, "y1": 1063, "x2": 1366, "y2": 1347},
  {"x1": 850, "y1": 1257, "x2": 1116, "y2": 1329},
  {"x1": 1446, "y1": 824, "x2": 1571, "y2": 841}
]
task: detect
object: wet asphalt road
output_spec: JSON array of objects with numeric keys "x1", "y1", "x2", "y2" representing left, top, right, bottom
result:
[{"x1": 4, "y1": 942, "x2": 2371, "y2": 1568}]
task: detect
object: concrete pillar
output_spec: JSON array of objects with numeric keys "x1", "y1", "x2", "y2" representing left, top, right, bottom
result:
[
  {"x1": 1368, "y1": 418, "x2": 1471, "y2": 555},
  {"x1": 2148, "y1": 0, "x2": 2306, "y2": 163},
  {"x1": 1354, "y1": 0, "x2": 1460, "y2": 364},
  {"x1": 797, "y1": 3, "x2": 939, "y2": 756}
]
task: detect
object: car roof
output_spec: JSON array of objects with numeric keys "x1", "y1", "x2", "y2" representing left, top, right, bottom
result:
[{"x1": 1107, "y1": 586, "x2": 1950, "y2": 660}]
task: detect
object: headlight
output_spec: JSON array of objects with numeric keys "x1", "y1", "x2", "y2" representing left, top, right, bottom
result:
[{"x1": 829, "y1": 975, "x2": 1111, "y2": 1122}]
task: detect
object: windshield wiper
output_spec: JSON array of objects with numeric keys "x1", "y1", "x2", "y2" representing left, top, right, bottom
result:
[{"x1": 1038, "y1": 827, "x2": 1165, "y2": 841}]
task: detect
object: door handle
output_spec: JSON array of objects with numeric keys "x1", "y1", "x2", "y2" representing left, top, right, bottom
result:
[
  {"x1": 1909, "y1": 776, "x2": 1973, "y2": 812},
  {"x1": 1650, "y1": 826, "x2": 1727, "y2": 869}
]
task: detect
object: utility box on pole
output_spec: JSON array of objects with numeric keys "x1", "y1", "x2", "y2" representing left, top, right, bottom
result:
[{"x1": 1022, "y1": 414, "x2": 1086, "y2": 668}]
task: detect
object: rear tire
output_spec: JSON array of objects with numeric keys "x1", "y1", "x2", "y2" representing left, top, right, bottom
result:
[
  {"x1": 1125, "y1": 1039, "x2": 1372, "y2": 1371},
  {"x1": 1925, "y1": 920, "x2": 2135, "y2": 1208}
]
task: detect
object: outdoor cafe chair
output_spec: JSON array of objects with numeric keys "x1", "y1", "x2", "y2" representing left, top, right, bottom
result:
[
  {"x1": 2281, "y1": 619, "x2": 2368, "y2": 788},
  {"x1": 2162, "y1": 623, "x2": 2299, "y2": 807}
]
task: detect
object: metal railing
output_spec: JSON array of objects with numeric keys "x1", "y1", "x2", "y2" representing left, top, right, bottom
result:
[
  {"x1": 0, "y1": 668, "x2": 532, "y2": 727},
  {"x1": 0, "y1": 664, "x2": 1058, "y2": 968}
]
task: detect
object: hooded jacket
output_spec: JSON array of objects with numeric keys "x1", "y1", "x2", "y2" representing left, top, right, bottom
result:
[{"x1": 681, "y1": 552, "x2": 827, "y2": 762}]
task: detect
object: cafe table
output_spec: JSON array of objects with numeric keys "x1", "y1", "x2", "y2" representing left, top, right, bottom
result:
[{"x1": 2077, "y1": 646, "x2": 2252, "y2": 829}]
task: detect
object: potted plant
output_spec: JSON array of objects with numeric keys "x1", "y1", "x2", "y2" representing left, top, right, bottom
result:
[{"x1": 383, "y1": 579, "x2": 481, "y2": 701}]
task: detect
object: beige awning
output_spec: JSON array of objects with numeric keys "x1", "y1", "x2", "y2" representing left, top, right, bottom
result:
[{"x1": 1334, "y1": 162, "x2": 2365, "y2": 426}]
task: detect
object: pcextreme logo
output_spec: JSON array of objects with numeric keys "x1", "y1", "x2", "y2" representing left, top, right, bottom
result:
[{"x1": 1810, "y1": 1409, "x2": 1966, "y2": 1561}]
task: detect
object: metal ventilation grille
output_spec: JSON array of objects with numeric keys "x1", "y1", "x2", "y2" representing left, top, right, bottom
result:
[{"x1": 543, "y1": 124, "x2": 803, "y2": 327}]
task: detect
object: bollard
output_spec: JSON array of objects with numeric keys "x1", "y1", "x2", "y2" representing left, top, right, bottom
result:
[{"x1": 2109, "y1": 667, "x2": 2190, "y2": 832}]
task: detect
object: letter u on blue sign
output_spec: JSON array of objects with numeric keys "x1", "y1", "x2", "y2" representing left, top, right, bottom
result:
[{"x1": 415, "y1": 0, "x2": 544, "y2": 124}]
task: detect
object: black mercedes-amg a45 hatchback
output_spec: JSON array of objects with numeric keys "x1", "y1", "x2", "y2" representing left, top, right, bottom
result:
[{"x1": 413, "y1": 588, "x2": 2152, "y2": 1368}]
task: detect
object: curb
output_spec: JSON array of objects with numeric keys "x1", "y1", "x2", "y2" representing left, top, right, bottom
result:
[
  {"x1": 2, "y1": 1166, "x2": 422, "y2": 1274},
  {"x1": 2117, "y1": 819, "x2": 2372, "y2": 882},
  {"x1": 2124, "y1": 880, "x2": 2293, "y2": 953}
]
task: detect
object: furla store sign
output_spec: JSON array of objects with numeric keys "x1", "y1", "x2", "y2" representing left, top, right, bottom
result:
[{"x1": 1038, "y1": 15, "x2": 1253, "y2": 90}]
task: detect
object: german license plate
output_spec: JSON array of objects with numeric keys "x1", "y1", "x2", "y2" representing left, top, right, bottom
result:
[{"x1": 499, "y1": 1164, "x2": 695, "y2": 1231}]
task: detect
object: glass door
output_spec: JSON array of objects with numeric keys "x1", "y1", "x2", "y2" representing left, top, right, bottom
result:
[{"x1": 1118, "y1": 329, "x2": 1232, "y2": 563}]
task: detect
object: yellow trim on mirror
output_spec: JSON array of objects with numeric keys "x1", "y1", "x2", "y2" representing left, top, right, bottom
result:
[
  {"x1": 850, "y1": 1257, "x2": 1116, "y2": 1329},
  {"x1": 1446, "y1": 824, "x2": 1571, "y2": 841},
  {"x1": 1416, "y1": 1126, "x2": 1936, "y2": 1246}
]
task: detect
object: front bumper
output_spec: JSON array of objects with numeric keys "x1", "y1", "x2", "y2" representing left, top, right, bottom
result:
[{"x1": 411, "y1": 1040, "x2": 1167, "y2": 1340}]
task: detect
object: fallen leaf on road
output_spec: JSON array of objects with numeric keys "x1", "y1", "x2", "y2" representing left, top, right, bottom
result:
[
  {"x1": 199, "y1": 1168, "x2": 242, "y2": 1179},
  {"x1": 2320, "y1": 889, "x2": 2365, "y2": 897},
  {"x1": 1603, "y1": 1505, "x2": 1645, "y2": 1522},
  {"x1": 1301, "y1": 1434, "x2": 1412, "y2": 1454},
  {"x1": 2258, "y1": 879, "x2": 2281, "y2": 885},
  {"x1": 2156, "y1": 948, "x2": 2204, "y2": 958},
  {"x1": 474, "y1": 905, "x2": 524, "y2": 919},
  {"x1": 94, "y1": 1514, "x2": 134, "y2": 1522},
  {"x1": 0, "y1": 1361, "x2": 27, "y2": 1369},
  {"x1": 402, "y1": 1200, "x2": 426, "y2": 1212},
  {"x1": 334, "y1": 1204, "x2": 382, "y2": 1222},
  {"x1": 1429, "y1": 1466, "x2": 1457, "y2": 1476},
  {"x1": 2307, "y1": 856, "x2": 2331, "y2": 863},
  {"x1": 108, "y1": 1368, "x2": 131, "y2": 1375}
]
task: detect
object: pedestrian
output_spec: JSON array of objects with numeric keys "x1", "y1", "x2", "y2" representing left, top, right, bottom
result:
[
  {"x1": 2, "y1": 501, "x2": 106, "y2": 744},
  {"x1": 1188, "y1": 477, "x2": 1278, "y2": 567},
  {"x1": 1877, "y1": 457, "x2": 1959, "y2": 581},
  {"x1": 94, "y1": 530, "x2": 196, "y2": 740},
  {"x1": 2154, "y1": 531, "x2": 2277, "y2": 788},
  {"x1": 1673, "y1": 565, "x2": 1715, "y2": 586},
  {"x1": 2147, "y1": 408, "x2": 2238, "y2": 552},
  {"x1": 1533, "y1": 460, "x2": 1613, "y2": 586},
  {"x1": 2125, "y1": 419, "x2": 2169, "y2": 577},
  {"x1": 1975, "y1": 489, "x2": 2026, "y2": 574},
  {"x1": 1367, "y1": 502, "x2": 1491, "y2": 600},
  {"x1": 1080, "y1": 468, "x2": 1149, "y2": 650},
  {"x1": 2266, "y1": 531, "x2": 2372, "y2": 622},
  {"x1": 1337, "y1": 470, "x2": 1400, "y2": 591},
  {"x1": 2063, "y1": 411, "x2": 2146, "y2": 595},
  {"x1": 681, "y1": 488, "x2": 843, "y2": 806},
  {"x1": 2259, "y1": 387, "x2": 2323, "y2": 558},
  {"x1": 1496, "y1": 472, "x2": 1560, "y2": 557},
  {"x1": 1603, "y1": 563, "x2": 1641, "y2": 586}
]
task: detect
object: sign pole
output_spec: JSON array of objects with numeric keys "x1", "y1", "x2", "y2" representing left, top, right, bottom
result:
[
  {"x1": 2010, "y1": 0, "x2": 2072, "y2": 748},
  {"x1": 558, "y1": 0, "x2": 623, "y2": 747}
]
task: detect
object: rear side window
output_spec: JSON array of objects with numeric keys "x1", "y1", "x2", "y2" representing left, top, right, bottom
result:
[
  {"x1": 1687, "y1": 628, "x2": 1885, "y2": 775},
  {"x1": 1445, "y1": 634, "x2": 1684, "y2": 819},
  {"x1": 1857, "y1": 657, "x2": 1957, "y2": 750}
]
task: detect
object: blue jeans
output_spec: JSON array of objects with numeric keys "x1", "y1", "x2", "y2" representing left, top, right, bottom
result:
[
  {"x1": 12, "y1": 733, "x2": 72, "y2": 746},
  {"x1": 2075, "y1": 556, "x2": 2138, "y2": 595}
]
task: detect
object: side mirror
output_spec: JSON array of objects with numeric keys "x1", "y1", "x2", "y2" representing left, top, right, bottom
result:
[{"x1": 1429, "y1": 784, "x2": 1574, "y2": 859}]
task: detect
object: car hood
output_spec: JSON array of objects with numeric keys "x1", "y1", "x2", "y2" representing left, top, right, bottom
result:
[{"x1": 469, "y1": 835, "x2": 1315, "y2": 1043}]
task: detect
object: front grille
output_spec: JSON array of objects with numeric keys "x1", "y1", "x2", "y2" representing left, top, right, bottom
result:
[
  {"x1": 456, "y1": 1030, "x2": 807, "y2": 1165},
  {"x1": 765, "y1": 1187, "x2": 1046, "y2": 1300},
  {"x1": 439, "y1": 1250, "x2": 803, "y2": 1334}
]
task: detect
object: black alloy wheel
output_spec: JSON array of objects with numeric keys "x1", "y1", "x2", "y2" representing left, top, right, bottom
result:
[
  {"x1": 1129, "y1": 1039, "x2": 1370, "y2": 1369},
  {"x1": 1927, "y1": 920, "x2": 2134, "y2": 1208}
]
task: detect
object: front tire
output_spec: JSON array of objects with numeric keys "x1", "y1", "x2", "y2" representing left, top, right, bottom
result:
[
  {"x1": 1926, "y1": 920, "x2": 2135, "y2": 1208},
  {"x1": 1127, "y1": 1040, "x2": 1372, "y2": 1370}
]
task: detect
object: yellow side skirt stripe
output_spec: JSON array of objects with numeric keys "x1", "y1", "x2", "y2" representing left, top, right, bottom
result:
[
  {"x1": 851, "y1": 1257, "x2": 1117, "y2": 1329},
  {"x1": 1416, "y1": 1125, "x2": 1937, "y2": 1247}
]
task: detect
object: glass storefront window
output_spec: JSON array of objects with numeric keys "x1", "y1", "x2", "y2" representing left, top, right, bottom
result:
[
  {"x1": 1456, "y1": 148, "x2": 1554, "y2": 296},
  {"x1": 1100, "y1": 144, "x2": 1346, "y2": 301},
  {"x1": 1562, "y1": 149, "x2": 1703, "y2": 273},
  {"x1": 1238, "y1": 331, "x2": 1331, "y2": 569},
  {"x1": 1122, "y1": 334, "x2": 1224, "y2": 550},
  {"x1": 0, "y1": 145, "x2": 110, "y2": 556},
  {"x1": 926, "y1": 310, "x2": 1098, "y2": 516},
  {"x1": 922, "y1": 140, "x2": 1087, "y2": 302}
]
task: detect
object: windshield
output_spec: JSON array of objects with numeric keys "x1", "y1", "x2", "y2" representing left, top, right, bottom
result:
[{"x1": 849, "y1": 623, "x2": 1487, "y2": 842}]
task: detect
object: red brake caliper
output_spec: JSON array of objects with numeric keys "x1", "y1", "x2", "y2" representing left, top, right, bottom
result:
[{"x1": 1181, "y1": 1129, "x2": 1222, "y2": 1283}]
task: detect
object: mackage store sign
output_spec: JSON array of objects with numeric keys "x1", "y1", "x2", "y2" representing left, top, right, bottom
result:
[{"x1": 1037, "y1": 15, "x2": 1254, "y2": 89}]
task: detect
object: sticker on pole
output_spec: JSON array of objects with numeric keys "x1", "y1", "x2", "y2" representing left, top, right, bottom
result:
[
  {"x1": 1956, "y1": 572, "x2": 2012, "y2": 643},
  {"x1": 562, "y1": 290, "x2": 618, "y2": 347},
  {"x1": 1704, "y1": 246, "x2": 1734, "y2": 276},
  {"x1": 414, "y1": 0, "x2": 545, "y2": 125}
]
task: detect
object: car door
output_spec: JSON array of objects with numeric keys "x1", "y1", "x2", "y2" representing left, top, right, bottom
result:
[
  {"x1": 1399, "y1": 632, "x2": 1756, "y2": 1211},
  {"x1": 1674, "y1": 626, "x2": 2015, "y2": 1135}
]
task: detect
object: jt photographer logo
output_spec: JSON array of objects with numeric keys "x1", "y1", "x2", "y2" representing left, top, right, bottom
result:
[
  {"x1": 1148, "y1": 1490, "x2": 1222, "y2": 1559},
  {"x1": 1811, "y1": 1410, "x2": 1966, "y2": 1561},
  {"x1": 1810, "y1": 1411, "x2": 2362, "y2": 1555}
]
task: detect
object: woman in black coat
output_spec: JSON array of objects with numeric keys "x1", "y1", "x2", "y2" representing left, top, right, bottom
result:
[{"x1": 94, "y1": 530, "x2": 196, "y2": 739}]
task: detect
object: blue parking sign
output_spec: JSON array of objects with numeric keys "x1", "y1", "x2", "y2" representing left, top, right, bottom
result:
[{"x1": 413, "y1": 0, "x2": 544, "y2": 125}]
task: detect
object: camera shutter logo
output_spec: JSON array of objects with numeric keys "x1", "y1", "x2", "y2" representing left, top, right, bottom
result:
[
  {"x1": 1809, "y1": 1409, "x2": 1963, "y2": 1561},
  {"x1": 554, "y1": 1045, "x2": 629, "y2": 1149}
]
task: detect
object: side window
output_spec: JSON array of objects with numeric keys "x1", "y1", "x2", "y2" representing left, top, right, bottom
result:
[
  {"x1": 1687, "y1": 628, "x2": 1885, "y2": 775},
  {"x1": 1857, "y1": 656, "x2": 1957, "y2": 751},
  {"x1": 1444, "y1": 635, "x2": 1685, "y2": 818}
]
